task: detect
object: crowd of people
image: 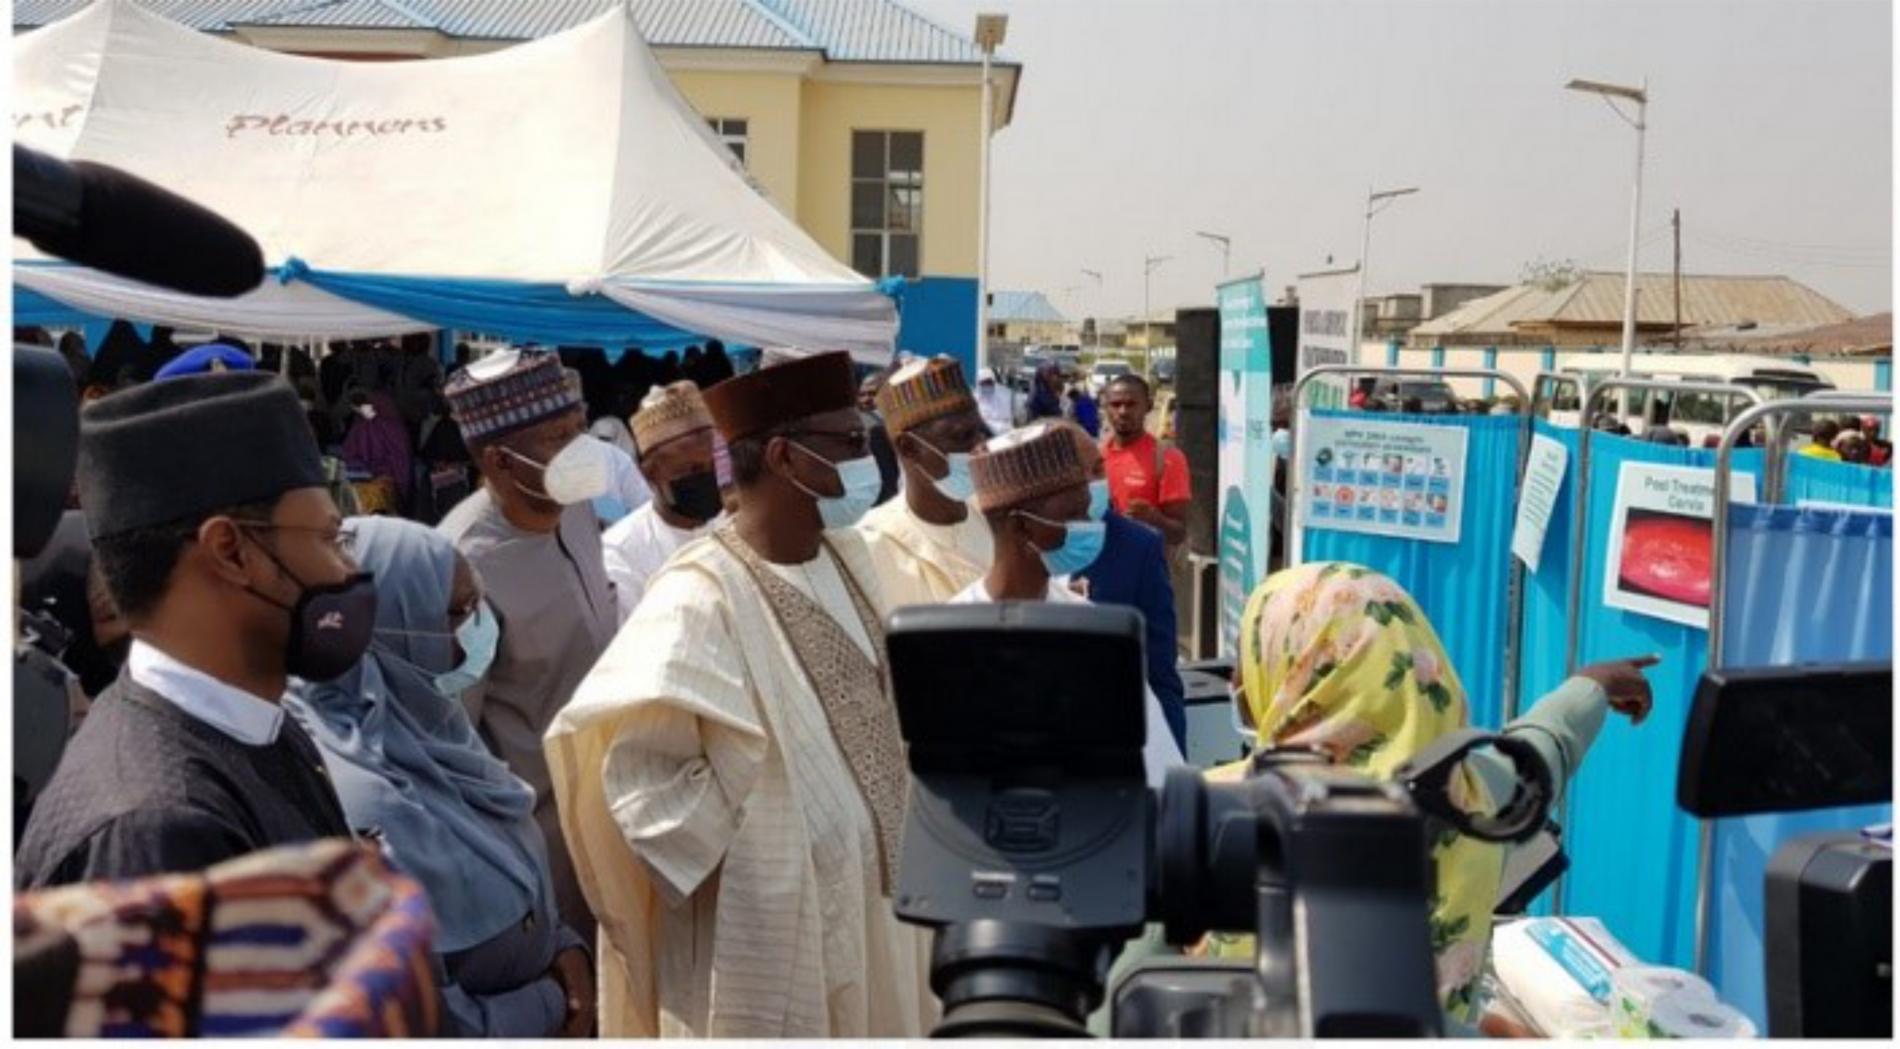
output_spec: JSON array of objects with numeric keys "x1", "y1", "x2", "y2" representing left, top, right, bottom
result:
[{"x1": 14, "y1": 327, "x2": 1713, "y2": 1038}]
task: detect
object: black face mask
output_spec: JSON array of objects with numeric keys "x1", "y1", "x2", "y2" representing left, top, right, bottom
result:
[
  {"x1": 240, "y1": 533, "x2": 379, "y2": 682},
  {"x1": 661, "y1": 469, "x2": 723, "y2": 524}
]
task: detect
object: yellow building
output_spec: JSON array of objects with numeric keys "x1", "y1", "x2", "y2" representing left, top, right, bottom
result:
[{"x1": 15, "y1": 0, "x2": 1021, "y2": 288}]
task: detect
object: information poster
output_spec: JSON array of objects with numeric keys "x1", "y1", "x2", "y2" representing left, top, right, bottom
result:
[
  {"x1": 1215, "y1": 274, "x2": 1275, "y2": 657},
  {"x1": 1294, "y1": 267, "x2": 1358, "y2": 409},
  {"x1": 1603, "y1": 463, "x2": 1758, "y2": 629},
  {"x1": 1510, "y1": 434, "x2": 1570, "y2": 571},
  {"x1": 1303, "y1": 415, "x2": 1467, "y2": 544}
]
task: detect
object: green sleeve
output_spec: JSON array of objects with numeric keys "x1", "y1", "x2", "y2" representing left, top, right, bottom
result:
[{"x1": 1469, "y1": 676, "x2": 1608, "y2": 807}]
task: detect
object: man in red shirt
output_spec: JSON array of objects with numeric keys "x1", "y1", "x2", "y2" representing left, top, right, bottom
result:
[{"x1": 1100, "y1": 374, "x2": 1190, "y2": 547}]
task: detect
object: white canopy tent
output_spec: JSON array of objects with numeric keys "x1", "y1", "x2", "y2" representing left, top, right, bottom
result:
[{"x1": 13, "y1": 0, "x2": 897, "y2": 359}]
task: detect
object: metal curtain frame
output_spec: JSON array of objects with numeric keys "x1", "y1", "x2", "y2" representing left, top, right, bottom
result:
[
  {"x1": 1285, "y1": 365, "x2": 1535, "y2": 717},
  {"x1": 1554, "y1": 377, "x2": 1766, "y2": 918},
  {"x1": 1691, "y1": 394, "x2": 1893, "y2": 975}
]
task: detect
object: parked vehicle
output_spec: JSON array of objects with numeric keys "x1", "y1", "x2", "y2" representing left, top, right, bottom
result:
[
  {"x1": 1088, "y1": 358, "x2": 1135, "y2": 396},
  {"x1": 1534, "y1": 354, "x2": 1834, "y2": 444},
  {"x1": 1368, "y1": 377, "x2": 1459, "y2": 413}
]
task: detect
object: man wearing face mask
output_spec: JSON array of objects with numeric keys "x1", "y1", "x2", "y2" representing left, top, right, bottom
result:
[
  {"x1": 950, "y1": 422, "x2": 1184, "y2": 789},
  {"x1": 1067, "y1": 426, "x2": 1187, "y2": 751},
  {"x1": 601, "y1": 382, "x2": 725, "y2": 622},
  {"x1": 855, "y1": 355, "x2": 994, "y2": 607},
  {"x1": 545, "y1": 351, "x2": 932, "y2": 1037},
  {"x1": 437, "y1": 349, "x2": 618, "y2": 944},
  {"x1": 17, "y1": 373, "x2": 362, "y2": 889}
]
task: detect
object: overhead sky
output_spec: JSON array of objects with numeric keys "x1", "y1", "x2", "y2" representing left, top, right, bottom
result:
[{"x1": 908, "y1": 0, "x2": 1892, "y2": 321}]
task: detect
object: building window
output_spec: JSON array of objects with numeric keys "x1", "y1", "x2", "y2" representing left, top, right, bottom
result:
[
  {"x1": 850, "y1": 130, "x2": 923, "y2": 279},
  {"x1": 707, "y1": 118, "x2": 748, "y2": 166}
]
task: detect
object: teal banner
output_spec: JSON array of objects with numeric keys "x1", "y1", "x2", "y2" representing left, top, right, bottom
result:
[{"x1": 1215, "y1": 274, "x2": 1276, "y2": 656}]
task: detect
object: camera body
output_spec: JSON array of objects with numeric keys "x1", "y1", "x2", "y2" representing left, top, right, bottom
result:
[{"x1": 886, "y1": 603, "x2": 1556, "y2": 1037}]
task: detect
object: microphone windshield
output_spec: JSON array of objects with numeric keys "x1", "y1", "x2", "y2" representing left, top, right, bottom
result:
[{"x1": 18, "y1": 150, "x2": 266, "y2": 298}]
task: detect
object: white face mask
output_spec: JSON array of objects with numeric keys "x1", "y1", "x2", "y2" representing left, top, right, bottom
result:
[
  {"x1": 787, "y1": 443, "x2": 882, "y2": 530},
  {"x1": 508, "y1": 434, "x2": 611, "y2": 506},
  {"x1": 355, "y1": 403, "x2": 376, "y2": 420},
  {"x1": 913, "y1": 435, "x2": 976, "y2": 503}
]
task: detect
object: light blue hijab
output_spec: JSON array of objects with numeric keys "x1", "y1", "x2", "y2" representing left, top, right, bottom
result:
[{"x1": 287, "y1": 517, "x2": 543, "y2": 954}]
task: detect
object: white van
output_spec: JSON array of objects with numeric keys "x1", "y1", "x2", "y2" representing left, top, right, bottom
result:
[
  {"x1": 1535, "y1": 354, "x2": 1834, "y2": 444},
  {"x1": 1088, "y1": 357, "x2": 1135, "y2": 397}
]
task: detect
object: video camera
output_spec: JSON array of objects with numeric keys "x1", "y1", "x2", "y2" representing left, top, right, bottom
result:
[
  {"x1": 1678, "y1": 662, "x2": 1892, "y2": 1038},
  {"x1": 885, "y1": 603, "x2": 1558, "y2": 1038}
]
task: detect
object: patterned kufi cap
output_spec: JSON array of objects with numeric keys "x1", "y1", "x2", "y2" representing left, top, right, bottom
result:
[
  {"x1": 876, "y1": 354, "x2": 975, "y2": 436},
  {"x1": 632, "y1": 381, "x2": 714, "y2": 456},
  {"x1": 971, "y1": 422, "x2": 1089, "y2": 512},
  {"x1": 443, "y1": 349, "x2": 581, "y2": 442}
]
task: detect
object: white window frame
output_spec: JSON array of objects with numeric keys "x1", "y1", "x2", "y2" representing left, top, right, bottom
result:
[
  {"x1": 707, "y1": 117, "x2": 748, "y2": 167},
  {"x1": 849, "y1": 129, "x2": 923, "y2": 280}
]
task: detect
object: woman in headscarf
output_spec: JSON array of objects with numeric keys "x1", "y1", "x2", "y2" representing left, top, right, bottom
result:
[
  {"x1": 1224, "y1": 562, "x2": 1656, "y2": 1023},
  {"x1": 340, "y1": 389, "x2": 416, "y2": 510},
  {"x1": 1026, "y1": 361, "x2": 1064, "y2": 420},
  {"x1": 287, "y1": 518, "x2": 596, "y2": 1037}
]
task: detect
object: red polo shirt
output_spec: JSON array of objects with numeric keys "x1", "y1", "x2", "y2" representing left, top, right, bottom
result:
[{"x1": 1103, "y1": 431, "x2": 1191, "y2": 513}]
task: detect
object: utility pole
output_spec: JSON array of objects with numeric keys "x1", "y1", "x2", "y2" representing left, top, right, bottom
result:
[
  {"x1": 1673, "y1": 207, "x2": 1682, "y2": 349},
  {"x1": 1143, "y1": 254, "x2": 1171, "y2": 354}
]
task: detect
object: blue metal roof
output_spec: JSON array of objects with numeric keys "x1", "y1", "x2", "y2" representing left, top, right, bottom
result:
[
  {"x1": 243, "y1": 0, "x2": 433, "y2": 30},
  {"x1": 990, "y1": 291, "x2": 1068, "y2": 325},
  {"x1": 14, "y1": 0, "x2": 1015, "y2": 63}
]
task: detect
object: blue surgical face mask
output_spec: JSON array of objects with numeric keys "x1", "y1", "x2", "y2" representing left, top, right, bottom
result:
[
  {"x1": 435, "y1": 600, "x2": 498, "y2": 699},
  {"x1": 1019, "y1": 511, "x2": 1107, "y2": 576},
  {"x1": 788, "y1": 443, "x2": 882, "y2": 530},
  {"x1": 914, "y1": 435, "x2": 976, "y2": 503},
  {"x1": 1087, "y1": 478, "x2": 1111, "y2": 521},
  {"x1": 1271, "y1": 428, "x2": 1292, "y2": 461}
]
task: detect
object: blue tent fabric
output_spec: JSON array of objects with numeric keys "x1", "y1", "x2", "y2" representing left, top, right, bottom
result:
[
  {"x1": 14, "y1": 262, "x2": 903, "y2": 356},
  {"x1": 14, "y1": 285, "x2": 83, "y2": 327},
  {"x1": 294, "y1": 270, "x2": 710, "y2": 350},
  {"x1": 1707, "y1": 496, "x2": 1892, "y2": 1029},
  {"x1": 1298, "y1": 410, "x2": 1523, "y2": 729}
]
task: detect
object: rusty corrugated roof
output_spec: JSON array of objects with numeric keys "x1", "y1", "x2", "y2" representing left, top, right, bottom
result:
[{"x1": 1412, "y1": 271, "x2": 1854, "y2": 339}]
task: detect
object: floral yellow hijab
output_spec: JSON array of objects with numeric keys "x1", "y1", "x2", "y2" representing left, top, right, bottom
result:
[{"x1": 1220, "y1": 561, "x2": 1504, "y2": 1021}]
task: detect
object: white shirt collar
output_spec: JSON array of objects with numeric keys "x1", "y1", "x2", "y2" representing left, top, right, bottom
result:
[{"x1": 127, "y1": 639, "x2": 286, "y2": 745}]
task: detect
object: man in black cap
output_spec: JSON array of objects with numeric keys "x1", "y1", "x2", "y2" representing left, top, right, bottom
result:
[
  {"x1": 16, "y1": 372, "x2": 369, "y2": 888},
  {"x1": 545, "y1": 351, "x2": 932, "y2": 1037},
  {"x1": 437, "y1": 348, "x2": 619, "y2": 942}
]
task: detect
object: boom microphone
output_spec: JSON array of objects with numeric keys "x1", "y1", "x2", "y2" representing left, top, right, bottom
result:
[{"x1": 14, "y1": 145, "x2": 266, "y2": 297}]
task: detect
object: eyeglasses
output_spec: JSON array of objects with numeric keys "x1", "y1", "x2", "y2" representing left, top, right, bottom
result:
[
  {"x1": 782, "y1": 427, "x2": 870, "y2": 454},
  {"x1": 233, "y1": 520, "x2": 356, "y2": 558}
]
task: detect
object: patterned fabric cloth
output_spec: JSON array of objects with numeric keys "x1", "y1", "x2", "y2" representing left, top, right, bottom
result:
[
  {"x1": 971, "y1": 422, "x2": 1090, "y2": 512},
  {"x1": 632, "y1": 381, "x2": 714, "y2": 457},
  {"x1": 1217, "y1": 561, "x2": 1503, "y2": 1022},
  {"x1": 443, "y1": 349, "x2": 580, "y2": 443},
  {"x1": 13, "y1": 839, "x2": 439, "y2": 1038},
  {"x1": 712, "y1": 526, "x2": 905, "y2": 893},
  {"x1": 876, "y1": 355, "x2": 975, "y2": 436}
]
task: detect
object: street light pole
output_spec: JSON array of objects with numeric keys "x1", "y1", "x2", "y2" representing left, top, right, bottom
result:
[
  {"x1": 1081, "y1": 267, "x2": 1103, "y2": 351},
  {"x1": 1351, "y1": 186, "x2": 1419, "y2": 367},
  {"x1": 973, "y1": 14, "x2": 1008, "y2": 378},
  {"x1": 1143, "y1": 254, "x2": 1171, "y2": 353},
  {"x1": 1567, "y1": 76, "x2": 1648, "y2": 419},
  {"x1": 1195, "y1": 230, "x2": 1231, "y2": 279}
]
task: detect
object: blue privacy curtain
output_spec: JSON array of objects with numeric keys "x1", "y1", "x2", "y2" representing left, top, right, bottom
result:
[
  {"x1": 1518, "y1": 430, "x2": 1763, "y2": 963},
  {"x1": 1299, "y1": 410, "x2": 1522, "y2": 729},
  {"x1": 1707, "y1": 494, "x2": 1893, "y2": 1029}
]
